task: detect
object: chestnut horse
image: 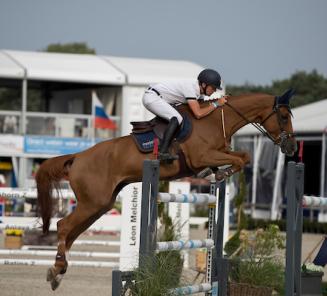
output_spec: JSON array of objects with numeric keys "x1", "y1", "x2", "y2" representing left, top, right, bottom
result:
[{"x1": 37, "y1": 90, "x2": 297, "y2": 290}]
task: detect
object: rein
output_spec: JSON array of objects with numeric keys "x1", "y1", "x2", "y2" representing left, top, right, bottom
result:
[{"x1": 224, "y1": 101, "x2": 278, "y2": 144}]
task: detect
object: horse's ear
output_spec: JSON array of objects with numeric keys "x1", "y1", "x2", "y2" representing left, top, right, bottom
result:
[{"x1": 277, "y1": 88, "x2": 296, "y2": 105}]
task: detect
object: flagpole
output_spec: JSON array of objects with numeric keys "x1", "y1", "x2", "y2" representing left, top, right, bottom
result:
[{"x1": 91, "y1": 90, "x2": 96, "y2": 146}]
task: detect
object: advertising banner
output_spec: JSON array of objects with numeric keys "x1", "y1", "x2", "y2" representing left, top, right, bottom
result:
[
  {"x1": 24, "y1": 136, "x2": 96, "y2": 155},
  {"x1": 119, "y1": 182, "x2": 142, "y2": 271},
  {"x1": 0, "y1": 135, "x2": 24, "y2": 156}
]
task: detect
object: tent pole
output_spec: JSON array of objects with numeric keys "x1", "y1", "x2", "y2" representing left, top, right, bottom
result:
[{"x1": 320, "y1": 130, "x2": 326, "y2": 196}]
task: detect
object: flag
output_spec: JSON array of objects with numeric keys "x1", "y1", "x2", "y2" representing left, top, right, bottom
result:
[{"x1": 92, "y1": 91, "x2": 117, "y2": 130}]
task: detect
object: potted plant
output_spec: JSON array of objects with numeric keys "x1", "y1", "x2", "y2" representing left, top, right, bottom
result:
[
  {"x1": 301, "y1": 263, "x2": 324, "y2": 295},
  {"x1": 227, "y1": 225, "x2": 286, "y2": 296},
  {"x1": 4, "y1": 228, "x2": 24, "y2": 249}
]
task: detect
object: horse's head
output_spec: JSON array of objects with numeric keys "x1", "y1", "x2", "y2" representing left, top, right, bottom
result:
[{"x1": 260, "y1": 89, "x2": 297, "y2": 156}]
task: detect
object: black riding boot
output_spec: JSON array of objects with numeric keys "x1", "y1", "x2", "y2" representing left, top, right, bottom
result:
[{"x1": 159, "y1": 117, "x2": 180, "y2": 163}]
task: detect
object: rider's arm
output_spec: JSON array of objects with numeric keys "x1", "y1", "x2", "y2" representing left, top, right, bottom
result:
[{"x1": 187, "y1": 97, "x2": 227, "y2": 119}]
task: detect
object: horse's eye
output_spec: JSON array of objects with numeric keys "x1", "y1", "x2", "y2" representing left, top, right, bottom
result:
[{"x1": 281, "y1": 115, "x2": 288, "y2": 124}]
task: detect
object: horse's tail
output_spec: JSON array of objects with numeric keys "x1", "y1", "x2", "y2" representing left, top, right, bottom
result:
[{"x1": 36, "y1": 154, "x2": 75, "y2": 234}]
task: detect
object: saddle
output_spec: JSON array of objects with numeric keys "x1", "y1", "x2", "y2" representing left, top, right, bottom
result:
[{"x1": 131, "y1": 113, "x2": 192, "y2": 153}]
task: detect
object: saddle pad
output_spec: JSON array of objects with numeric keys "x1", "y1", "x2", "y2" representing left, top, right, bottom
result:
[
  {"x1": 132, "y1": 115, "x2": 192, "y2": 153},
  {"x1": 132, "y1": 131, "x2": 157, "y2": 153}
]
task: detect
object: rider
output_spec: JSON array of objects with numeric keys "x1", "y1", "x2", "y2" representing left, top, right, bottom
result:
[{"x1": 142, "y1": 68, "x2": 228, "y2": 162}]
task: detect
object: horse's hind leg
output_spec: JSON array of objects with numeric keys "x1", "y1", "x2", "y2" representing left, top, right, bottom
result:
[
  {"x1": 64, "y1": 204, "x2": 108, "y2": 250},
  {"x1": 47, "y1": 202, "x2": 109, "y2": 291}
]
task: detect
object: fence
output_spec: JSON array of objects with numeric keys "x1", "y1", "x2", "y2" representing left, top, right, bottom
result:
[{"x1": 112, "y1": 160, "x2": 229, "y2": 296}]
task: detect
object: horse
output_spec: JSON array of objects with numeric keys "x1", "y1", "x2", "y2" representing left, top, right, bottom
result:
[{"x1": 36, "y1": 89, "x2": 297, "y2": 290}]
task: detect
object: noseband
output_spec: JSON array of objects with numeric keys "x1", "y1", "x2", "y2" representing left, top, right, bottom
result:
[{"x1": 225, "y1": 97, "x2": 295, "y2": 146}]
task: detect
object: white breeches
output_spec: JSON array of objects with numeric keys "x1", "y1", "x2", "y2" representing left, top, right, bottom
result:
[{"x1": 142, "y1": 91, "x2": 183, "y2": 124}]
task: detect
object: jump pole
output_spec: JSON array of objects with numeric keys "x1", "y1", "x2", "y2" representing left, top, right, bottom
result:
[{"x1": 285, "y1": 161, "x2": 304, "y2": 296}]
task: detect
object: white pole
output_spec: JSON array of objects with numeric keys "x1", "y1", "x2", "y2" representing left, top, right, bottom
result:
[
  {"x1": 320, "y1": 130, "x2": 326, "y2": 196},
  {"x1": 0, "y1": 249, "x2": 120, "y2": 258},
  {"x1": 252, "y1": 136, "x2": 263, "y2": 217},
  {"x1": 0, "y1": 188, "x2": 75, "y2": 199},
  {"x1": 223, "y1": 184, "x2": 230, "y2": 249},
  {"x1": 74, "y1": 240, "x2": 120, "y2": 247},
  {"x1": 0, "y1": 259, "x2": 118, "y2": 268},
  {"x1": 271, "y1": 151, "x2": 285, "y2": 220},
  {"x1": 91, "y1": 90, "x2": 96, "y2": 144}
]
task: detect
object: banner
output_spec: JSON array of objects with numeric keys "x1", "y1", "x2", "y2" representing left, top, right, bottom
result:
[
  {"x1": 24, "y1": 136, "x2": 95, "y2": 155},
  {"x1": 0, "y1": 135, "x2": 23, "y2": 156},
  {"x1": 119, "y1": 182, "x2": 142, "y2": 271}
]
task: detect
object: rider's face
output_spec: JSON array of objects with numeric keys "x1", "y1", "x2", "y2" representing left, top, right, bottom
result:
[
  {"x1": 205, "y1": 85, "x2": 217, "y2": 96},
  {"x1": 200, "y1": 83, "x2": 217, "y2": 96}
]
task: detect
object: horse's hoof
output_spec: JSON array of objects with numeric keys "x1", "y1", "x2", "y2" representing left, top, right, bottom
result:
[
  {"x1": 197, "y1": 167, "x2": 213, "y2": 178},
  {"x1": 215, "y1": 171, "x2": 225, "y2": 181},
  {"x1": 46, "y1": 267, "x2": 54, "y2": 282},
  {"x1": 46, "y1": 267, "x2": 63, "y2": 291}
]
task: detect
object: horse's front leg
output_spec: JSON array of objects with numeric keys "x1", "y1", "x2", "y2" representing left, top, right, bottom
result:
[
  {"x1": 220, "y1": 150, "x2": 251, "y2": 177},
  {"x1": 193, "y1": 150, "x2": 246, "y2": 180}
]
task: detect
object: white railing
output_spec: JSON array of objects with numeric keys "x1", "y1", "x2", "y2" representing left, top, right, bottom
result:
[{"x1": 0, "y1": 110, "x2": 121, "y2": 139}]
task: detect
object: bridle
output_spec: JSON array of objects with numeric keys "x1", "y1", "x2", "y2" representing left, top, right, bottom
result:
[{"x1": 225, "y1": 97, "x2": 295, "y2": 146}]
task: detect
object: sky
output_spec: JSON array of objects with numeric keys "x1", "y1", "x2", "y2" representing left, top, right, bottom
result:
[{"x1": 0, "y1": 0, "x2": 326, "y2": 85}]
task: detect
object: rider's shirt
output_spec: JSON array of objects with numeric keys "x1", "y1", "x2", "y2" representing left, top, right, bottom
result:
[{"x1": 150, "y1": 81, "x2": 206, "y2": 105}]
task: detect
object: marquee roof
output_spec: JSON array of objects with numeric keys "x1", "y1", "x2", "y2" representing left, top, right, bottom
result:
[
  {"x1": 104, "y1": 56, "x2": 203, "y2": 85},
  {"x1": 0, "y1": 50, "x2": 125, "y2": 84},
  {"x1": 0, "y1": 50, "x2": 203, "y2": 86}
]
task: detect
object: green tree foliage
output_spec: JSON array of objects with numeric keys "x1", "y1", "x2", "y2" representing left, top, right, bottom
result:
[
  {"x1": 44, "y1": 42, "x2": 96, "y2": 54},
  {"x1": 0, "y1": 87, "x2": 21, "y2": 111},
  {"x1": 226, "y1": 70, "x2": 327, "y2": 108}
]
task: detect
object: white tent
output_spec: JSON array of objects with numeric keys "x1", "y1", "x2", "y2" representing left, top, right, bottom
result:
[
  {"x1": 1, "y1": 50, "x2": 125, "y2": 84},
  {"x1": 0, "y1": 52, "x2": 25, "y2": 79},
  {"x1": 0, "y1": 49, "x2": 204, "y2": 86},
  {"x1": 104, "y1": 56, "x2": 203, "y2": 85}
]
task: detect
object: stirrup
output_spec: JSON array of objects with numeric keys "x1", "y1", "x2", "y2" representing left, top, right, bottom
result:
[{"x1": 158, "y1": 152, "x2": 179, "y2": 164}]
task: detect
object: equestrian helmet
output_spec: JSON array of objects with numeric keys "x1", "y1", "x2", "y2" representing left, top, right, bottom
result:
[{"x1": 198, "y1": 69, "x2": 222, "y2": 90}]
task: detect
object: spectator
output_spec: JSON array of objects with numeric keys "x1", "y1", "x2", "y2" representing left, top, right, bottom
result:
[
  {"x1": 3, "y1": 115, "x2": 18, "y2": 134},
  {"x1": 0, "y1": 174, "x2": 6, "y2": 187}
]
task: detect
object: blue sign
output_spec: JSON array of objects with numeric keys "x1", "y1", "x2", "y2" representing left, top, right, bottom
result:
[
  {"x1": 0, "y1": 202, "x2": 4, "y2": 217},
  {"x1": 24, "y1": 136, "x2": 97, "y2": 155}
]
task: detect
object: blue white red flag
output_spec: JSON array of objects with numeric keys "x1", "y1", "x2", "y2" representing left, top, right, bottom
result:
[{"x1": 92, "y1": 91, "x2": 117, "y2": 130}]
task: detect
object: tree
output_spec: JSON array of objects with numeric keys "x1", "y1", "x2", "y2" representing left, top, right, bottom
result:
[
  {"x1": 226, "y1": 70, "x2": 327, "y2": 108},
  {"x1": 44, "y1": 42, "x2": 96, "y2": 54}
]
